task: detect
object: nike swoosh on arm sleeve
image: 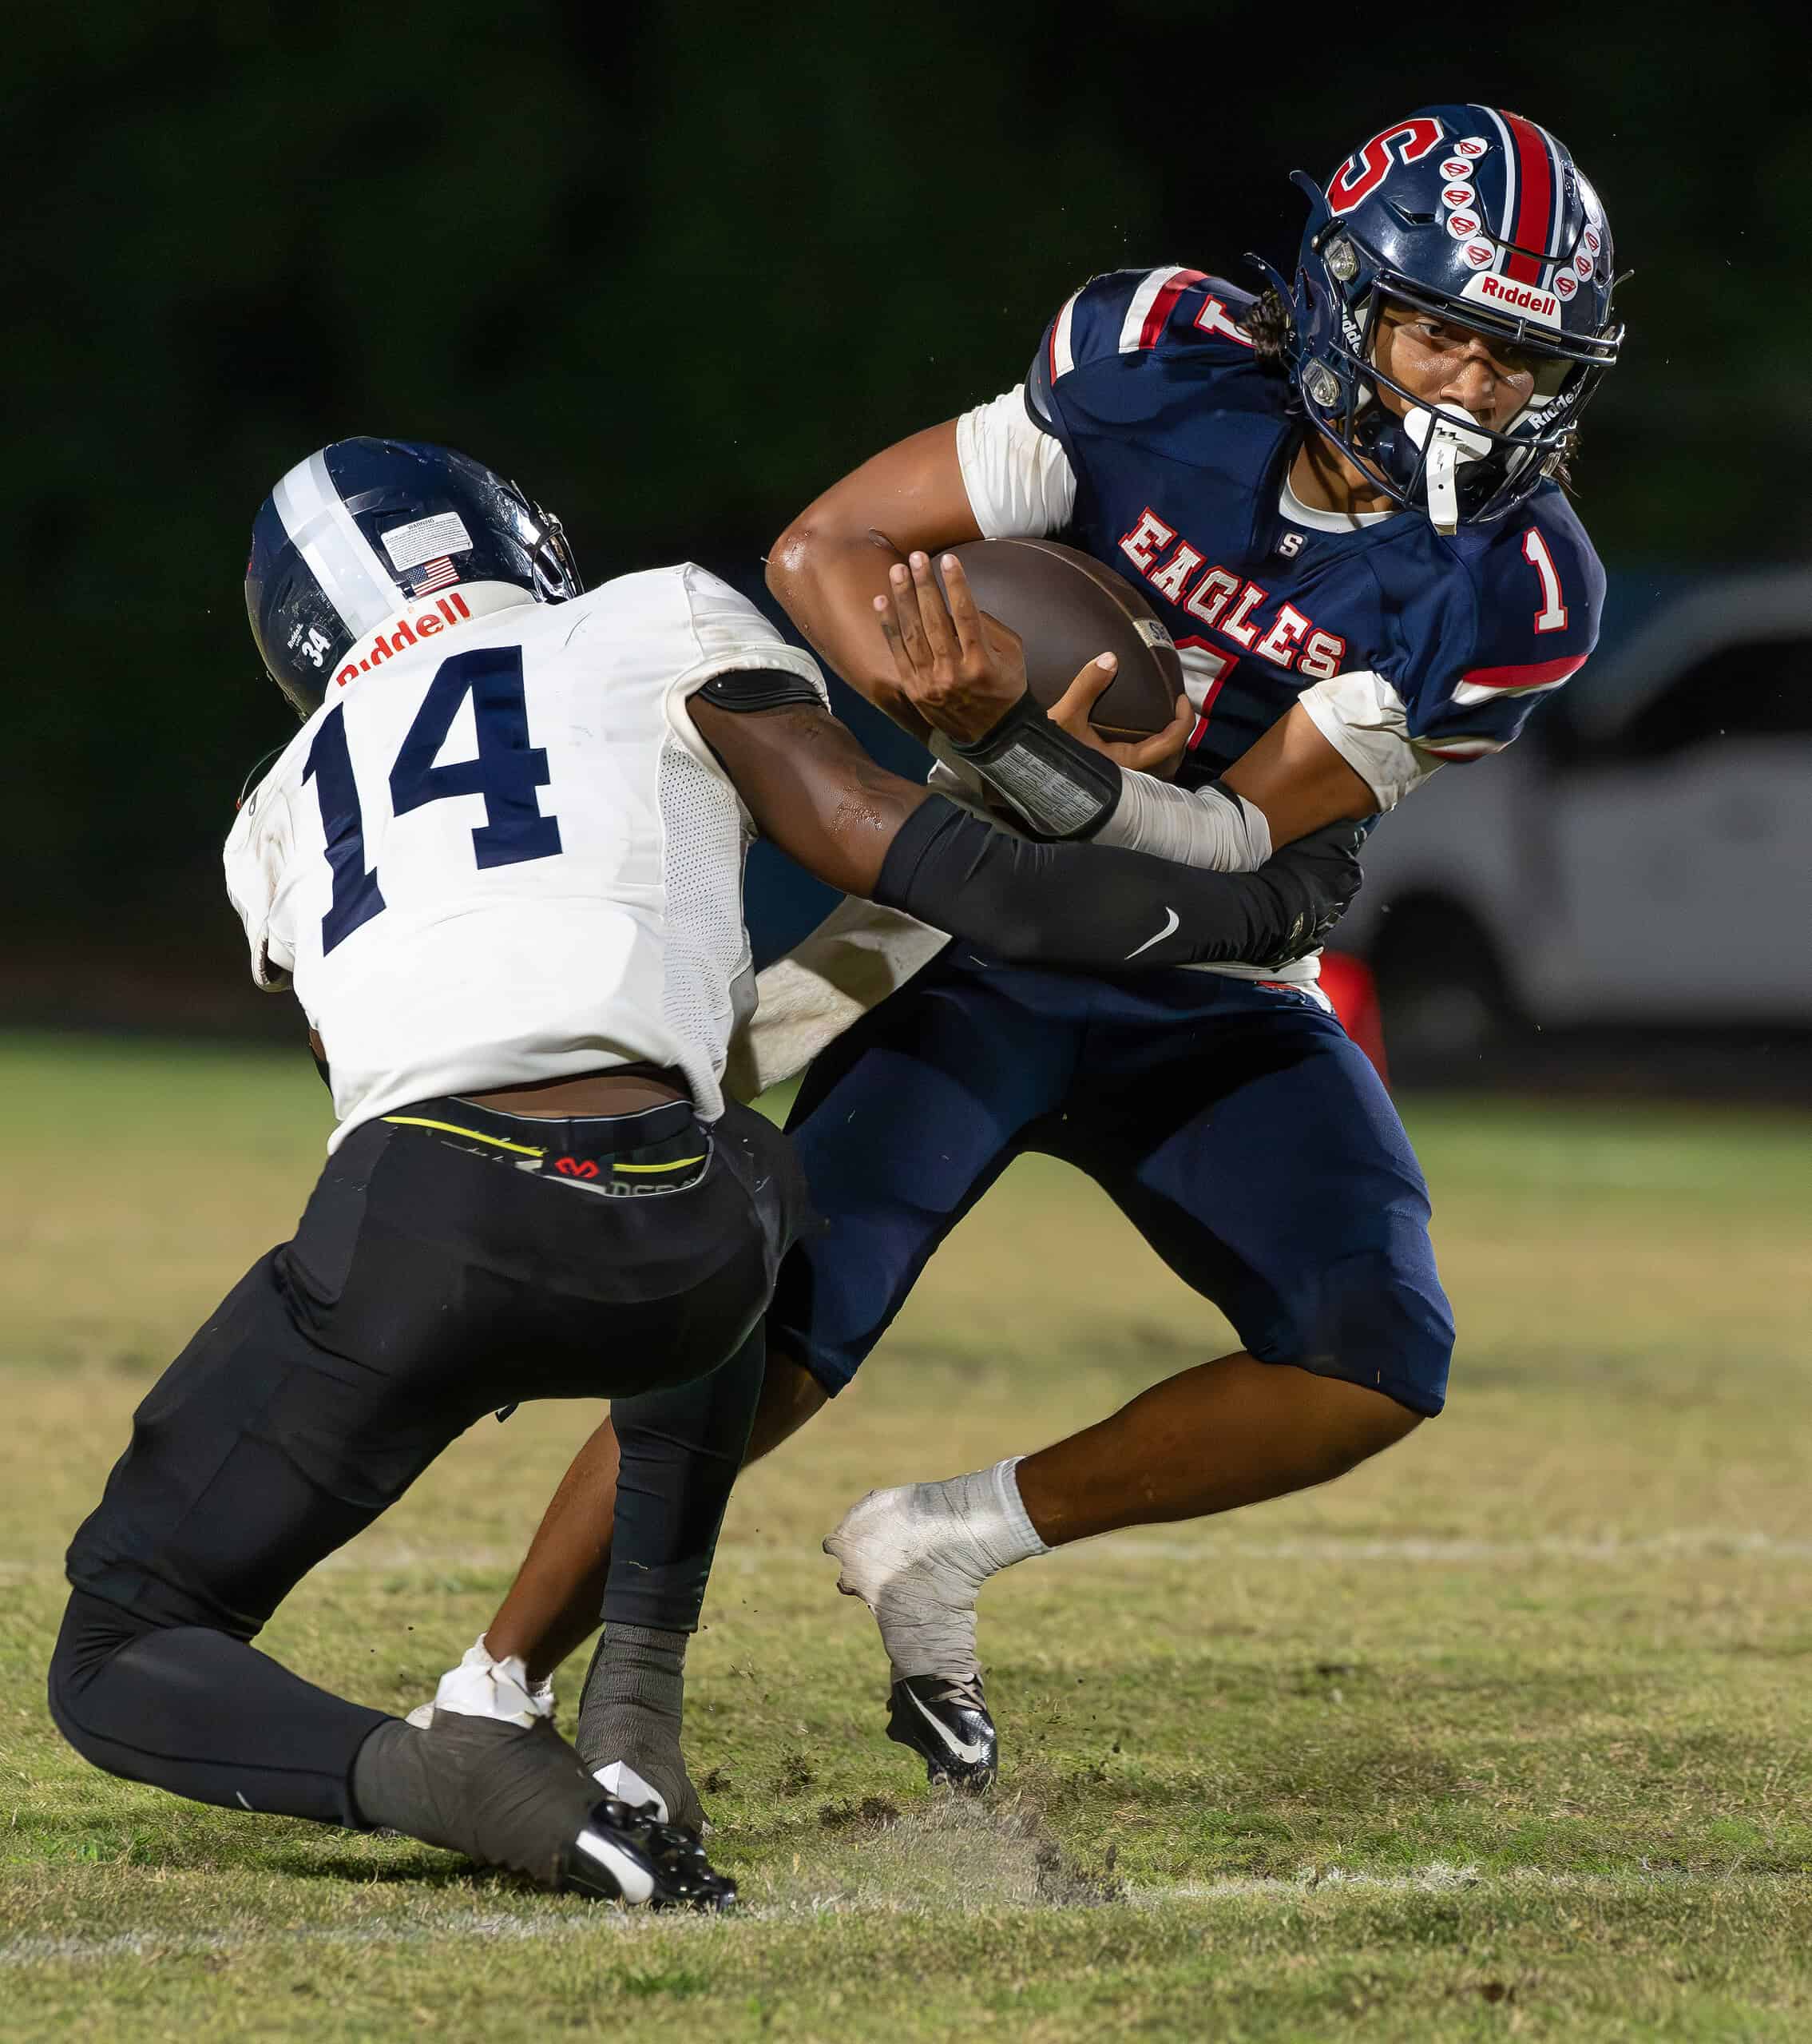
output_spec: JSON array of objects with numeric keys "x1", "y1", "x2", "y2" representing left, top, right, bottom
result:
[{"x1": 870, "y1": 796, "x2": 1350, "y2": 971}]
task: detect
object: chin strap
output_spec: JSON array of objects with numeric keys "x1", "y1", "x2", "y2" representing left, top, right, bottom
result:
[{"x1": 1405, "y1": 403, "x2": 1493, "y2": 534}]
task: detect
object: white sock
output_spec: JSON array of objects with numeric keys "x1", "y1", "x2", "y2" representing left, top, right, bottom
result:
[
  {"x1": 437, "y1": 1636, "x2": 553, "y2": 1722},
  {"x1": 829, "y1": 1458, "x2": 1049, "y2": 1682},
  {"x1": 942, "y1": 1457, "x2": 1050, "y2": 1576}
]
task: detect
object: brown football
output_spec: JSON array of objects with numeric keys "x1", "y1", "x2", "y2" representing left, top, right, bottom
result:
[{"x1": 938, "y1": 538, "x2": 1186, "y2": 749}]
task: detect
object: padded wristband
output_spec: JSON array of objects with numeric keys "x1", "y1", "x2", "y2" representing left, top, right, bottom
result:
[{"x1": 949, "y1": 690, "x2": 1122, "y2": 840}]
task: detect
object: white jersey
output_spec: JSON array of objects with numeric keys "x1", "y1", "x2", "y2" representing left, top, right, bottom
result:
[{"x1": 225, "y1": 565, "x2": 827, "y2": 1149}]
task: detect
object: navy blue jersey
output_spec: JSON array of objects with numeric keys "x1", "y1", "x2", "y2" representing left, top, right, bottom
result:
[{"x1": 1024, "y1": 268, "x2": 1605, "y2": 793}]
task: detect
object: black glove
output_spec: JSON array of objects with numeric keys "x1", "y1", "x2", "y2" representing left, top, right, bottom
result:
[{"x1": 1243, "y1": 820, "x2": 1367, "y2": 968}]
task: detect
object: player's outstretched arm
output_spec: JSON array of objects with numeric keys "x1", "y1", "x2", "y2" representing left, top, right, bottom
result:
[{"x1": 690, "y1": 692, "x2": 1360, "y2": 973}]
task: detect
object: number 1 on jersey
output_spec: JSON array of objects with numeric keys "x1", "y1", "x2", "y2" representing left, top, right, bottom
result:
[
  {"x1": 304, "y1": 708, "x2": 387, "y2": 954},
  {"x1": 1523, "y1": 528, "x2": 1568, "y2": 633},
  {"x1": 307, "y1": 645, "x2": 561, "y2": 955}
]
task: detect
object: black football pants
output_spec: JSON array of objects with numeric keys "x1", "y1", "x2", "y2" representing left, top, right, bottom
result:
[{"x1": 50, "y1": 1093, "x2": 806, "y2": 1828}]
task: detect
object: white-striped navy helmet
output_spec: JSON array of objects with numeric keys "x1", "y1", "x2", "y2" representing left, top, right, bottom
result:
[{"x1": 245, "y1": 439, "x2": 583, "y2": 717}]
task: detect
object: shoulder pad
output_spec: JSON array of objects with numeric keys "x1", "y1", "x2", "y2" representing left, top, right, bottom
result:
[
  {"x1": 1027, "y1": 268, "x2": 1262, "y2": 435},
  {"x1": 1037, "y1": 268, "x2": 1257, "y2": 386},
  {"x1": 1401, "y1": 491, "x2": 1605, "y2": 762},
  {"x1": 1465, "y1": 490, "x2": 1605, "y2": 673}
]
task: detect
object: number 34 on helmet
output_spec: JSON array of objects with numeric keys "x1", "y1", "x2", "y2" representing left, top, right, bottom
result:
[{"x1": 1255, "y1": 103, "x2": 1623, "y2": 530}]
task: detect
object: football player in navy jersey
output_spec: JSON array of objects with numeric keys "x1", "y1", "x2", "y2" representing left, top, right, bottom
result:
[{"x1": 413, "y1": 105, "x2": 1623, "y2": 1815}]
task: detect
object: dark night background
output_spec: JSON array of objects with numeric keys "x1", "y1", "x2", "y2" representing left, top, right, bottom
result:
[{"x1": 7, "y1": 2, "x2": 1803, "y2": 1036}]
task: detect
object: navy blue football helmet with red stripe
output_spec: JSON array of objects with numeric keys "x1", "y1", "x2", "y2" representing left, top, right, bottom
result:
[
  {"x1": 1261, "y1": 105, "x2": 1622, "y2": 528},
  {"x1": 245, "y1": 439, "x2": 583, "y2": 719}
]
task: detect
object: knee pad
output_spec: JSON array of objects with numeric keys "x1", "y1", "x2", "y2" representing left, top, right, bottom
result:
[{"x1": 46, "y1": 1589, "x2": 152, "y2": 1766}]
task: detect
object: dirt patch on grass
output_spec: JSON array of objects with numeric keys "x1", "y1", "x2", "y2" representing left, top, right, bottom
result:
[{"x1": 802, "y1": 1789, "x2": 1126, "y2": 1913}]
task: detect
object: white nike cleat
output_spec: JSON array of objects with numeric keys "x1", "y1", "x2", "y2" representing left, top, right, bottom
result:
[
  {"x1": 825, "y1": 1469, "x2": 1045, "y2": 1792},
  {"x1": 405, "y1": 1637, "x2": 555, "y2": 1730},
  {"x1": 886, "y1": 1673, "x2": 998, "y2": 1790}
]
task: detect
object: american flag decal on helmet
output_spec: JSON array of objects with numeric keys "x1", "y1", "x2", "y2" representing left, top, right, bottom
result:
[{"x1": 408, "y1": 557, "x2": 460, "y2": 597}]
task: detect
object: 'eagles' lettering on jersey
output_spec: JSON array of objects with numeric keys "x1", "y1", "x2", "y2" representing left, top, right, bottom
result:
[
  {"x1": 1116, "y1": 509, "x2": 1348, "y2": 680},
  {"x1": 1021, "y1": 266, "x2": 1605, "y2": 795}
]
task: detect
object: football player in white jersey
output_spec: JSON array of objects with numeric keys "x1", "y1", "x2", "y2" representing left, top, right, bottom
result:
[{"x1": 48, "y1": 438, "x2": 1359, "y2": 1903}]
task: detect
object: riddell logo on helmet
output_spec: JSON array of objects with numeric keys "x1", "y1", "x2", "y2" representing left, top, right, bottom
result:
[
  {"x1": 333, "y1": 592, "x2": 472, "y2": 689},
  {"x1": 1461, "y1": 272, "x2": 1562, "y2": 328}
]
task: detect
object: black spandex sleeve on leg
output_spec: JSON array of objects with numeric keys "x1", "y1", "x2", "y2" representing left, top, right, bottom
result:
[
  {"x1": 600, "y1": 1320, "x2": 768, "y2": 1633},
  {"x1": 47, "y1": 1590, "x2": 389, "y2": 1828},
  {"x1": 576, "y1": 1325, "x2": 769, "y2": 1824},
  {"x1": 871, "y1": 795, "x2": 1363, "y2": 971}
]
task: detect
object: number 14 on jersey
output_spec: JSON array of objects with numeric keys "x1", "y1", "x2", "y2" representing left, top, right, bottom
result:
[{"x1": 303, "y1": 646, "x2": 562, "y2": 953}]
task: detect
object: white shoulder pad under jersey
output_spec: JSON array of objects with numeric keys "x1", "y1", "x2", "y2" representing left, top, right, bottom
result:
[{"x1": 224, "y1": 566, "x2": 826, "y2": 1149}]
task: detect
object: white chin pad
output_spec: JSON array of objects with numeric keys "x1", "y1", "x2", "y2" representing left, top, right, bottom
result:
[{"x1": 1405, "y1": 403, "x2": 1493, "y2": 534}]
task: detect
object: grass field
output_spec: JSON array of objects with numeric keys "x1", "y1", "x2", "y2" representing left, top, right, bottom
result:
[{"x1": 3, "y1": 1032, "x2": 1812, "y2": 2041}]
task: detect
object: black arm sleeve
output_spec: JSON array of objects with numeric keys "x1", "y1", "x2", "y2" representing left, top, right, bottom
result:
[{"x1": 871, "y1": 797, "x2": 1362, "y2": 972}]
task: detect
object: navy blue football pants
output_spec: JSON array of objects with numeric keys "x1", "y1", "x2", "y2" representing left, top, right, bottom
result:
[{"x1": 768, "y1": 947, "x2": 1454, "y2": 1417}]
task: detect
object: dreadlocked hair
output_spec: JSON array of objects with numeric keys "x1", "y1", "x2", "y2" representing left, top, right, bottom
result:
[
  {"x1": 1540, "y1": 426, "x2": 1580, "y2": 495},
  {"x1": 1243, "y1": 286, "x2": 1295, "y2": 372}
]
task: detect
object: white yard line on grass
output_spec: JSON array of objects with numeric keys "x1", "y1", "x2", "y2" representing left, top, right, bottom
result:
[
  {"x1": 0, "y1": 1911, "x2": 601, "y2": 1967},
  {"x1": 1071, "y1": 1530, "x2": 1812, "y2": 1566},
  {"x1": 0, "y1": 1864, "x2": 1777, "y2": 1967},
  {"x1": 1136, "y1": 1863, "x2": 1709, "y2": 1902}
]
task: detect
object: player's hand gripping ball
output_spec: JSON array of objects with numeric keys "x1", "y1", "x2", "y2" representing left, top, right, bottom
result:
[{"x1": 875, "y1": 543, "x2": 1193, "y2": 778}]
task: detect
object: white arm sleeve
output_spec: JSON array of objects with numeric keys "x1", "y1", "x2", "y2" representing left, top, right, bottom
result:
[
  {"x1": 1092, "y1": 772, "x2": 1273, "y2": 871},
  {"x1": 955, "y1": 387, "x2": 1079, "y2": 538},
  {"x1": 1297, "y1": 669, "x2": 1442, "y2": 814}
]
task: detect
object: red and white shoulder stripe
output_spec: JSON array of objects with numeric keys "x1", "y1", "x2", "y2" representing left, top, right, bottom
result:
[
  {"x1": 1449, "y1": 652, "x2": 1587, "y2": 708},
  {"x1": 1047, "y1": 266, "x2": 1223, "y2": 383},
  {"x1": 1411, "y1": 732, "x2": 1509, "y2": 762},
  {"x1": 1047, "y1": 287, "x2": 1084, "y2": 383},
  {"x1": 1117, "y1": 266, "x2": 1207, "y2": 351}
]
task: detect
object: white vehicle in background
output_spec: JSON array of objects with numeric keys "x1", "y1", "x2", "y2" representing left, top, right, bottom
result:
[{"x1": 1341, "y1": 569, "x2": 1812, "y2": 1060}]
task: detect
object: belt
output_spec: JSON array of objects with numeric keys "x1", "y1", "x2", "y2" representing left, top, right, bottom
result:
[{"x1": 382, "y1": 1093, "x2": 710, "y2": 1197}]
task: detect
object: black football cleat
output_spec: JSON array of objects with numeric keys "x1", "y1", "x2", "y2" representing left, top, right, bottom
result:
[
  {"x1": 886, "y1": 1673, "x2": 998, "y2": 1792},
  {"x1": 356, "y1": 1712, "x2": 732, "y2": 1908},
  {"x1": 562, "y1": 1794, "x2": 736, "y2": 1910}
]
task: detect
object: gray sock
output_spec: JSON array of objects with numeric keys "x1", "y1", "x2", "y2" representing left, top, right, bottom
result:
[
  {"x1": 351, "y1": 1714, "x2": 597, "y2": 1885},
  {"x1": 577, "y1": 1625, "x2": 702, "y2": 1832}
]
